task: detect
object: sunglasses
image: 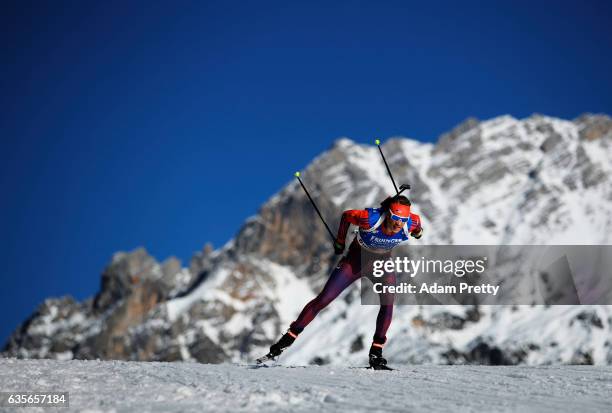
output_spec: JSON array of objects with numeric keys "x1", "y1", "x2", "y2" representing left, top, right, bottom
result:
[{"x1": 389, "y1": 212, "x2": 410, "y2": 223}]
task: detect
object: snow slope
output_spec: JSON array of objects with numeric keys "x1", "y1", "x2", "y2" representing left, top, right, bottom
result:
[{"x1": 1, "y1": 359, "x2": 611, "y2": 412}]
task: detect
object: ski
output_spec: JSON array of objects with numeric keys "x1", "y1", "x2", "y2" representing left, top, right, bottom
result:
[
  {"x1": 371, "y1": 364, "x2": 394, "y2": 371},
  {"x1": 348, "y1": 365, "x2": 396, "y2": 371}
]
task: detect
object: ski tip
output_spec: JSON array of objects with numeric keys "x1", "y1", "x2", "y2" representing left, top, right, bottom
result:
[
  {"x1": 294, "y1": 171, "x2": 300, "y2": 178},
  {"x1": 375, "y1": 139, "x2": 381, "y2": 146}
]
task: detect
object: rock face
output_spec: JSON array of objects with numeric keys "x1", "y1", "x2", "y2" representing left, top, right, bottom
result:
[{"x1": 4, "y1": 113, "x2": 612, "y2": 365}]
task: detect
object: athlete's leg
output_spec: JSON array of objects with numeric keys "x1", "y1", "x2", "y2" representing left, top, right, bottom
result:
[
  {"x1": 289, "y1": 258, "x2": 359, "y2": 334},
  {"x1": 372, "y1": 271, "x2": 396, "y2": 346},
  {"x1": 266, "y1": 247, "x2": 361, "y2": 359}
]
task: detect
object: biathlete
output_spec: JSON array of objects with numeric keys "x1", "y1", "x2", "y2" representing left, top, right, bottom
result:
[{"x1": 264, "y1": 194, "x2": 423, "y2": 369}]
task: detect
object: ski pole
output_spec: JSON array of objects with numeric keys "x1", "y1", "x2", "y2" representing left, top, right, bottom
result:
[
  {"x1": 375, "y1": 138, "x2": 399, "y2": 194},
  {"x1": 375, "y1": 139, "x2": 410, "y2": 195},
  {"x1": 294, "y1": 172, "x2": 336, "y2": 242}
]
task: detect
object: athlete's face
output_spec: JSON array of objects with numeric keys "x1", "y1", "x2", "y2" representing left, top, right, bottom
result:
[{"x1": 384, "y1": 215, "x2": 405, "y2": 233}]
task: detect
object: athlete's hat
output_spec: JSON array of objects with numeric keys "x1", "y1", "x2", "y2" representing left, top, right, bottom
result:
[{"x1": 389, "y1": 202, "x2": 410, "y2": 222}]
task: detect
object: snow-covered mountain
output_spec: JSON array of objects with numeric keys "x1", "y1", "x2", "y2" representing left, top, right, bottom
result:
[{"x1": 4, "y1": 114, "x2": 612, "y2": 365}]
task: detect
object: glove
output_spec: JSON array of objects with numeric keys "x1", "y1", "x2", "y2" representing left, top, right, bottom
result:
[
  {"x1": 411, "y1": 227, "x2": 423, "y2": 239},
  {"x1": 333, "y1": 240, "x2": 345, "y2": 255}
]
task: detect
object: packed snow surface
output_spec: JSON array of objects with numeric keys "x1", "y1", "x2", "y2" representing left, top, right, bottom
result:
[{"x1": 1, "y1": 359, "x2": 611, "y2": 412}]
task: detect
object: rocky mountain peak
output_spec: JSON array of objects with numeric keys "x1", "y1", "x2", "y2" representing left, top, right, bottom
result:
[
  {"x1": 4, "y1": 114, "x2": 612, "y2": 365},
  {"x1": 574, "y1": 113, "x2": 612, "y2": 141}
]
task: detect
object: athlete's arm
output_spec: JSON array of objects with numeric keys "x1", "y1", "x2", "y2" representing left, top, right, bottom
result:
[{"x1": 336, "y1": 209, "x2": 370, "y2": 245}]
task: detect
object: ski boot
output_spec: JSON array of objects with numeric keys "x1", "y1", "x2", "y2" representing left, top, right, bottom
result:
[
  {"x1": 256, "y1": 329, "x2": 298, "y2": 364},
  {"x1": 369, "y1": 343, "x2": 392, "y2": 370}
]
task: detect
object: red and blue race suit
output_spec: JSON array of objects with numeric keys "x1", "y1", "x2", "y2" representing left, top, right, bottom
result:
[{"x1": 290, "y1": 208, "x2": 422, "y2": 346}]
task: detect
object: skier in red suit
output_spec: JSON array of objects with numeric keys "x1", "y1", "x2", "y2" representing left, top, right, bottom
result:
[{"x1": 266, "y1": 194, "x2": 422, "y2": 368}]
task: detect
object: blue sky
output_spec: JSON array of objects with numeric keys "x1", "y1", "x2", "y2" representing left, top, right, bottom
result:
[{"x1": 1, "y1": 0, "x2": 611, "y2": 343}]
